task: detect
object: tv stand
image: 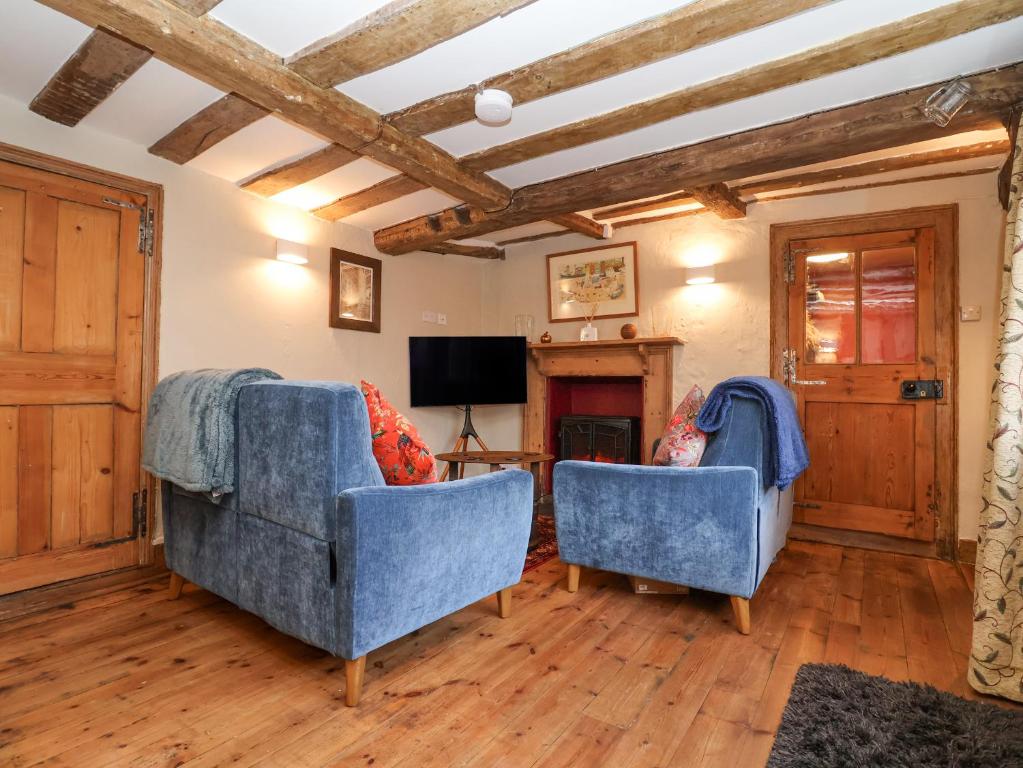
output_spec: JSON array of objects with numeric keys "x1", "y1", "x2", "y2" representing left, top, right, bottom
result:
[{"x1": 440, "y1": 405, "x2": 490, "y2": 481}]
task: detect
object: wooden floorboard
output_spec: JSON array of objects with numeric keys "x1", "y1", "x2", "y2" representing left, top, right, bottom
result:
[{"x1": 0, "y1": 542, "x2": 1016, "y2": 768}]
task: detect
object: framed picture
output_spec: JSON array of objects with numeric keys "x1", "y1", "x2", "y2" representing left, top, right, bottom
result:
[
  {"x1": 546, "y1": 241, "x2": 639, "y2": 323},
  {"x1": 330, "y1": 249, "x2": 381, "y2": 333}
]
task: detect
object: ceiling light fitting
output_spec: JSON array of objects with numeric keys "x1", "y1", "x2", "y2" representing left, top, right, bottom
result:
[{"x1": 475, "y1": 88, "x2": 513, "y2": 126}]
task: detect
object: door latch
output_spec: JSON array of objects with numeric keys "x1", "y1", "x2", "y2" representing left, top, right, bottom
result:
[{"x1": 901, "y1": 380, "x2": 944, "y2": 400}]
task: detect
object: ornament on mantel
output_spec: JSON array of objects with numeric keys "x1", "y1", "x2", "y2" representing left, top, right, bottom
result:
[
  {"x1": 540, "y1": 331, "x2": 552, "y2": 344},
  {"x1": 620, "y1": 323, "x2": 637, "y2": 340},
  {"x1": 580, "y1": 303, "x2": 599, "y2": 342}
]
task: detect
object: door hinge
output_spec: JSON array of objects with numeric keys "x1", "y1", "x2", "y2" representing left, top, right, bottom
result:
[
  {"x1": 783, "y1": 249, "x2": 795, "y2": 283},
  {"x1": 132, "y1": 488, "x2": 148, "y2": 539}
]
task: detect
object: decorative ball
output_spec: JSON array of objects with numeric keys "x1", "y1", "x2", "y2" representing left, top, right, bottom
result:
[
  {"x1": 540, "y1": 331, "x2": 552, "y2": 344},
  {"x1": 620, "y1": 323, "x2": 638, "y2": 339}
]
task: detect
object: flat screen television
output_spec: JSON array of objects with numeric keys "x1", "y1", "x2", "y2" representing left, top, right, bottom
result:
[{"x1": 409, "y1": 336, "x2": 527, "y2": 407}]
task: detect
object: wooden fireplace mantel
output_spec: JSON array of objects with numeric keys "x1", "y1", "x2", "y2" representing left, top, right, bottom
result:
[{"x1": 523, "y1": 337, "x2": 683, "y2": 472}]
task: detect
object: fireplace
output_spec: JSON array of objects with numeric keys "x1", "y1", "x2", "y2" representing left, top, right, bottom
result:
[{"x1": 560, "y1": 416, "x2": 640, "y2": 465}]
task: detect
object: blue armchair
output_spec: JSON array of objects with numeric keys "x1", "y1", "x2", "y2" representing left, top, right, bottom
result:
[
  {"x1": 162, "y1": 381, "x2": 533, "y2": 705},
  {"x1": 553, "y1": 397, "x2": 794, "y2": 634}
]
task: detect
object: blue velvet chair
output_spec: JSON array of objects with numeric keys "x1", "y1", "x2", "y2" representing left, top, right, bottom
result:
[
  {"x1": 162, "y1": 381, "x2": 533, "y2": 705},
  {"x1": 553, "y1": 397, "x2": 794, "y2": 634}
]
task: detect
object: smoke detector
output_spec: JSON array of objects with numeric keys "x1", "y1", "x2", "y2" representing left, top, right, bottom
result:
[{"x1": 474, "y1": 88, "x2": 513, "y2": 126}]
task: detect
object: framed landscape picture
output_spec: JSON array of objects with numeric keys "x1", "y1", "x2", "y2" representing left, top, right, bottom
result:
[
  {"x1": 330, "y1": 249, "x2": 381, "y2": 333},
  {"x1": 546, "y1": 241, "x2": 639, "y2": 323}
]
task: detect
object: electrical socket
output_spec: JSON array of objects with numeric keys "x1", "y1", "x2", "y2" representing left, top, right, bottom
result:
[
  {"x1": 422, "y1": 310, "x2": 437, "y2": 323},
  {"x1": 437, "y1": 313, "x2": 447, "y2": 326}
]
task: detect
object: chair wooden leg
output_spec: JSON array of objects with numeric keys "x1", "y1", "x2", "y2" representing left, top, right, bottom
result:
[
  {"x1": 566, "y1": 564, "x2": 580, "y2": 593},
  {"x1": 345, "y1": 656, "x2": 366, "y2": 707},
  {"x1": 497, "y1": 587, "x2": 512, "y2": 618},
  {"x1": 168, "y1": 572, "x2": 185, "y2": 600},
  {"x1": 730, "y1": 596, "x2": 751, "y2": 635}
]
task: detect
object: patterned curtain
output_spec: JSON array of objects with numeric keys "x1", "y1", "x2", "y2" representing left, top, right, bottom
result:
[{"x1": 971, "y1": 112, "x2": 1023, "y2": 701}]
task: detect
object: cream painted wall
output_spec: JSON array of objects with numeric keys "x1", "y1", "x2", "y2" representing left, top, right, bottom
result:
[
  {"x1": 0, "y1": 94, "x2": 491, "y2": 539},
  {"x1": 479, "y1": 173, "x2": 1004, "y2": 541}
]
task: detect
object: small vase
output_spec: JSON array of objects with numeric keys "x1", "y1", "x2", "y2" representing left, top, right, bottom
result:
[
  {"x1": 580, "y1": 323, "x2": 598, "y2": 342},
  {"x1": 540, "y1": 331, "x2": 552, "y2": 344}
]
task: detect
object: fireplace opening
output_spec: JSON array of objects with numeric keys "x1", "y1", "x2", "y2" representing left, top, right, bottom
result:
[{"x1": 560, "y1": 415, "x2": 641, "y2": 465}]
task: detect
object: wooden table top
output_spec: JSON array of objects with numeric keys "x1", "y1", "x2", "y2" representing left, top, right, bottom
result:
[{"x1": 436, "y1": 451, "x2": 555, "y2": 464}]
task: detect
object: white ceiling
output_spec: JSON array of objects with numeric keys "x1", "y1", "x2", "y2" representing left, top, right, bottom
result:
[{"x1": 0, "y1": 0, "x2": 1018, "y2": 243}]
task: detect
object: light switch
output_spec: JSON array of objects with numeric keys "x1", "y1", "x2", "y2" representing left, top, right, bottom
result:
[
  {"x1": 422, "y1": 310, "x2": 437, "y2": 323},
  {"x1": 960, "y1": 305, "x2": 981, "y2": 322},
  {"x1": 437, "y1": 313, "x2": 447, "y2": 326}
]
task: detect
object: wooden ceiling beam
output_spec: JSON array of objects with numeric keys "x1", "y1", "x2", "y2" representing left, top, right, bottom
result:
[
  {"x1": 386, "y1": 0, "x2": 830, "y2": 136},
  {"x1": 422, "y1": 242, "x2": 505, "y2": 260},
  {"x1": 592, "y1": 191, "x2": 697, "y2": 221},
  {"x1": 28, "y1": 0, "x2": 222, "y2": 128},
  {"x1": 373, "y1": 64, "x2": 1023, "y2": 254},
  {"x1": 613, "y1": 208, "x2": 706, "y2": 229},
  {"x1": 241, "y1": 144, "x2": 360, "y2": 197},
  {"x1": 546, "y1": 213, "x2": 611, "y2": 240},
  {"x1": 496, "y1": 229, "x2": 570, "y2": 246},
  {"x1": 28, "y1": 30, "x2": 151, "y2": 127},
  {"x1": 755, "y1": 166, "x2": 1000, "y2": 203},
  {"x1": 461, "y1": 0, "x2": 1023, "y2": 172},
  {"x1": 739, "y1": 139, "x2": 1010, "y2": 195},
  {"x1": 150, "y1": 94, "x2": 266, "y2": 164},
  {"x1": 288, "y1": 0, "x2": 536, "y2": 88},
  {"x1": 313, "y1": 175, "x2": 429, "y2": 221},
  {"x1": 689, "y1": 183, "x2": 746, "y2": 219},
  {"x1": 38, "y1": 0, "x2": 511, "y2": 209}
]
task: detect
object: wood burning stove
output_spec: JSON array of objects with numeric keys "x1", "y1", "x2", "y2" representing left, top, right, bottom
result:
[{"x1": 559, "y1": 415, "x2": 641, "y2": 465}]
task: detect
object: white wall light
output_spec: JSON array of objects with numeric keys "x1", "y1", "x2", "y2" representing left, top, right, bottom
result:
[
  {"x1": 275, "y1": 239, "x2": 309, "y2": 265},
  {"x1": 685, "y1": 264, "x2": 716, "y2": 285}
]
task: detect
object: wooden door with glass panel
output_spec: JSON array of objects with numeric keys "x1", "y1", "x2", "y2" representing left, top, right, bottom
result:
[
  {"x1": 786, "y1": 228, "x2": 938, "y2": 541},
  {"x1": 0, "y1": 158, "x2": 149, "y2": 594}
]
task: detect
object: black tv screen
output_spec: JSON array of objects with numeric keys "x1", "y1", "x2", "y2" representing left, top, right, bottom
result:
[{"x1": 410, "y1": 336, "x2": 527, "y2": 407}]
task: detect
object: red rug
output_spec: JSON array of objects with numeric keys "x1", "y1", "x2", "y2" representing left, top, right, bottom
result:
[{"x1": 523, "y1": 516, "x2": 558, "y2": 573}]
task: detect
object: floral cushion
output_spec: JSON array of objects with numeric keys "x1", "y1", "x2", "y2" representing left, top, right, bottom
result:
[
  {"x1": 360, "y1": 380, "x2": 437, "y2": 485},
  {"x1": 652, "y1": 385, "x2": 708, "y2": 468}
]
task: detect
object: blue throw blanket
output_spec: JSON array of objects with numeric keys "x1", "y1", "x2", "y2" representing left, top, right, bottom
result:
[
  {"x1": 142, "y1": 368, "x2": 281, "y2": 496},
  {"x1": 696, "y1": 376, "x2": 809, "y2": 489}
]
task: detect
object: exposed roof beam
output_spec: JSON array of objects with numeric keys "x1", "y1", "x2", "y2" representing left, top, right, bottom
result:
[
  {"x1": 170, "y1": 0, "x2": 223, "y2": 13},
  {"x1": 373, "y1": 64, "x2": 1023, "y2": 254},
  {"x1": 754, "y1": 166, "x2": 999, "y2": 203},
  {"x1": 38, "y1": 0, "x2": 511, "y2": 209},
  {"x1": 314, "y1": 175, "x2": 429, "y2": 221},
  {"x1": 461, "y1": 0, "x2": 1023, "y2": 172},
  {"x1": 496, "y1": 229, "x2": 570, "y2": 246},
  {"x1": 422, "y1": 242, "x2": 505, "y2": 260},
  {"x1": 689, "y1": 184, "x2": 746, "y2": 219},
  {"x1": 28, "y1": 0, "x2": 222, "y2": 128},
  {"x1": 614, "y1": 208, "x2": 706, "y2": 229},
  {"x1": 288, "y1": 0, "x2": 537, "y2": 88},
  {"x1": 546, "y1": 213, "x2": 611, "y2": 240},
  {"x1": 241, "y1": 144, "x2": 360, "y2": 197},
  {"x1": 593, "y1": 191, "x2": 697, "y2": 221},
  {"x1": 28, "y1": 30, "x2": 150, "y2": 127},
  {"x1": 386, "y1": 0, "x2": 830, "y2": 136},
  {"x1": 150, "y1": 94, "x2": 265, "y2": 164},
  {"x1": 739, "y1": 139, "x2": 1009, "y2": 195}
]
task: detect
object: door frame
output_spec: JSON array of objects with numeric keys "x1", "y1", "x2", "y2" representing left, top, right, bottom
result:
[
  {"x1": 0, "y1": 141, "x2": 163, "y2": 567},
  {"x1": 769, "y1": 205, "x2": 958, "y2": 560}
]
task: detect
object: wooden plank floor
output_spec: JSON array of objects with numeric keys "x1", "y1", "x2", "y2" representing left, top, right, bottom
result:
[{"x1": 0, "y1": 541, "x2": 1012, "y2": 768}]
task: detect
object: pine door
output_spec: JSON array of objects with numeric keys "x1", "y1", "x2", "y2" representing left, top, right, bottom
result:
[
  {"x1": 785, "y1": 227, "x2": 941, "y2": 541},
  {"x1": 0, "y1": 158, "x2": 150, "y2": 595}
]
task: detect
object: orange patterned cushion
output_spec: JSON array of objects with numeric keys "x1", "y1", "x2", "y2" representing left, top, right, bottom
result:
[
  {"x1": 652, "y1": 385, "x2": 708, "y2": 468},
  {"x1": 361, "y1": 380, "x2": 437, "y2": 486}
]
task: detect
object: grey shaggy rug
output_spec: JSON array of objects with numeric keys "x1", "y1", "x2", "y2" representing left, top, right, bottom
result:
[{"x1": 767, "y1": 664, "x2": 1023, "y2": 768}]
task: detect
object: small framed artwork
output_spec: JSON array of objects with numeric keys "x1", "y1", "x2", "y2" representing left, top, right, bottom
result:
[
  {"x1": 330, "y1": 249, "x2": 381, "y2": 333},
  {"x1": 546, "y1": 241, "x2": 639, "y2": 323}
]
